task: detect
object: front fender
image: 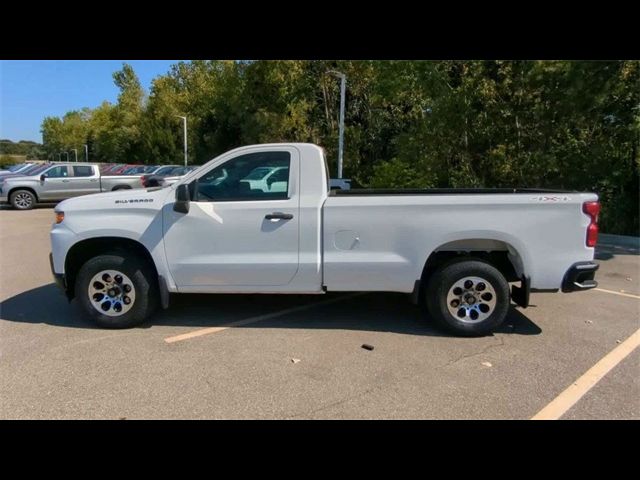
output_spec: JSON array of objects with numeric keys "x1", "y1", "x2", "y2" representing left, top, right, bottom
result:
[{"x1": 51, "y1": 187, "x2": 177, "y2": 290}]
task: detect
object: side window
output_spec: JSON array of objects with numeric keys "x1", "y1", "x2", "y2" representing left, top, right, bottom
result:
[
  {"x1": 195, "y1": 151, "x2": 291, "y2": 202},
  {"x1": 44, "y1": 166, "x2": 69, "y2": 178},
  {"x1": 72, "y1": 166, "x2": 94, "y2": 177}
]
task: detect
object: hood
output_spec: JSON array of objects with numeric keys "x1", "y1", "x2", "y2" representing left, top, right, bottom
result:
[
  {"x1": 0, "y1": 173, "x2": 35, "y2": 183},
  {"x1": 56, "y1": 186, "x2": 175, "y2": 213}
]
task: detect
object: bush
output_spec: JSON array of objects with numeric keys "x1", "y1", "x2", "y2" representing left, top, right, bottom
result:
[
  {"x1": 367, "y1": 158, "x2": 436, "y2": 189},
  {"x1": 0, "y1": 155, "x2": 20, "y2": 169}
]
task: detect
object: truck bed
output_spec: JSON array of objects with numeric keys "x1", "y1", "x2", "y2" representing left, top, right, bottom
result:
[{"x1": 322, "y1": 188, "x2": 596, "y2": 293}]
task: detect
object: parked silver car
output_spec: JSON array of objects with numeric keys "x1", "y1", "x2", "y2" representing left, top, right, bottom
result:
[
  {"x1": 0, "y1": 163, "x2": 48, "y2": 183},
  {"x1": 0, "y1": 162, "x2": 145, "y2": 210},
  {"x1": 0, "y1": 162, "x2": 34, "y2": 175}
]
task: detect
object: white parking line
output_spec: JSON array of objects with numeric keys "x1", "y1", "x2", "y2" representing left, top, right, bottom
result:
[
  {"x1": 164, "y1": 293, "x2": 365, "y2": 344},
  {"x1": 593, "y1": 288, "x2": 640, "y2": 300},
  {"x1": 531, "y1": 328, "x2": 640, "y2": 420}
]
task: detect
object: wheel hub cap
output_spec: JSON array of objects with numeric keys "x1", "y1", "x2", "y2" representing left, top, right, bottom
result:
[
  {"x1": 446, "y1": 276, "x2": 497, "y2": 323},
  {"x1": 15, "y1": 193, "x2": 32, "y2": 208},
  {"x1": 88, "y1": 270, "x2": 136, "y2": 317}
]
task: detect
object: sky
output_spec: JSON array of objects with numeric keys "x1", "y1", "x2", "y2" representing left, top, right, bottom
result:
[{"x1": 0, "y1": 60, "x2": 183, "y2": 143}]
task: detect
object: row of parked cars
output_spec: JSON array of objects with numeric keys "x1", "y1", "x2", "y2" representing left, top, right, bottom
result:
[
  {"x1": 0, "y1": 161, "x2": 199, "y2": 210},
  {"x1": 98, "y1": 163, "x2": 197, "y2": 187}
]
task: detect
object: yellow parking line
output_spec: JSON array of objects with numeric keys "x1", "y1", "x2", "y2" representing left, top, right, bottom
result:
[
  {"x1": 531, "y1": 328, "x2": 640, "y2": 420},
  {"x1": 164, "y1": 293, "x2": 365, "y2": 344},
  {"x1": 593, "y1": 288, "x2": 640, "y2": 300}
]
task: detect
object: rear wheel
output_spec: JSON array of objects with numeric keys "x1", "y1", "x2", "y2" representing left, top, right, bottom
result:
[
  {"x1": 75, "y1": 253, "x2": 158, "y2": 328},
  {"x1": 10, "y1": 189, "x2": 36, "y2": 210},
  {"x1": 425, "y1": 259, "x2": 510, "y2": 336}
]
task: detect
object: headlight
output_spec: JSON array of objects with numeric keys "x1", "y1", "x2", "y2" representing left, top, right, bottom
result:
[{"x1": 55, "y1": 211, "x2": 64, "y2": 224}]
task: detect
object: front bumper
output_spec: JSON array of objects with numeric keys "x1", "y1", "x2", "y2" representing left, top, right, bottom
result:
[
  {"x1": 49, "y1": 252, "x2": 66, "y2": 291},
  {"x1": 562, "y1": 261, "x2": 599, "y2": 292}
]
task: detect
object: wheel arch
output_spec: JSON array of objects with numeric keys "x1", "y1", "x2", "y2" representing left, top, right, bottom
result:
[
  {"x1": 64, "y1": 236, "x2": 158, "y2": 300},
  {"x1": 416, "y1": 236, "x2": 530, "y2": 303},
  {"x1": 8, "y1": 186, "x2": 39, "y2": 202}
]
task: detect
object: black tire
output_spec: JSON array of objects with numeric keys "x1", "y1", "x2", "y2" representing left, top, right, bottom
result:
[
  {"x1": 10, "y1": 189, "x2": 36, "y2": 210},
  {"x1": 75, "y1": 253, "x2": 158, "y2": 328},
  {"x1": 424, "y1": 259, "x2": 510, "y2": 336}
]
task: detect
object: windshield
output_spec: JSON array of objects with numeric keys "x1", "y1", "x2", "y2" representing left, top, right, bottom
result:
[
  {"x1": 243, "y1": 167, "x2": 275, "y2": 180},
  {"x1": 23, "y1": 163, "x2": 51, "y2": 175},
  {"x1": 171, "y1": 166, "x2": 195, "y2": 176},
  {"x1": 7, "y1": 163, "x2": 28, "y2": 172},
  {"x1": 122, "y1": 166, "x2": 149, "y2": 174},
  {"x1": 155, "y1": 166, "x2": 179, "y2": 175}
]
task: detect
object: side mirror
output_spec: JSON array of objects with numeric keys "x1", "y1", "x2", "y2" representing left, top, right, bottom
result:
[
  {"x1": 40, "y1": 174, "x2": 46, "y2": 182},
  {"x1": 174, "y1": 184, "x2": 190, "y2": 214}
]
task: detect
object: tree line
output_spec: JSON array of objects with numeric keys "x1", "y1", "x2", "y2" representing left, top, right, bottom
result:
[
  {"x1": 0, "y1": 139, "x2": 45, "y2": 158},
  {"x1": 40, "y1": 60, "x2": 639, "y2": 235}
]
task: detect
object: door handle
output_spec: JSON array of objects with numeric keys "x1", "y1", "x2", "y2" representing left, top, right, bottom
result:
[
  {"x1": 265, "y1": 212, "x2": 293, "y2": 221},
  {"x1": 62, "y1": 179, "x2": 70, "y2": 183}
]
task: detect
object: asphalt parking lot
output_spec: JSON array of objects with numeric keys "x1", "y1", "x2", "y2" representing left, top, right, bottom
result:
[{"x1": 1, "y1": 207, "x2": 638, "y2": 419}]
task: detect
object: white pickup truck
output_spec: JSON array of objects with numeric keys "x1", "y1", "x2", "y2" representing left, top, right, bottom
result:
[{"x1": 49, "y1": 143, "x2": 600, "y2": 335}]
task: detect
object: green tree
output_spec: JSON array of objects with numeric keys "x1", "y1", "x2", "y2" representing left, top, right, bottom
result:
[{"x1": 38, "y1": 60, "x2": 639, "y2": 235}]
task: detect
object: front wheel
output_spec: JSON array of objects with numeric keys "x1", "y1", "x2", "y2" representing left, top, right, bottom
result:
[
  {"x1": 10, "y1": 189, "x2": 36, "y2": 210},
  {"x1": 425, "y1": 259, "x2": 510, "y2": 336},
  {"x1": 75, "y1": 253, "x2": 158, "y2": 328}
]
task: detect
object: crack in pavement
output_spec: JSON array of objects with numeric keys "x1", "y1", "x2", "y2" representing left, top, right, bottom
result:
[
  {"x1": 284, "y1": 358, "x2": 443, "y2": 419},
  {"x1": 445, "y1": 335, "x2": 506, "y2": 367},
  {"x1": 284, "y1": 385, "x2": 381, "y2": 419}
]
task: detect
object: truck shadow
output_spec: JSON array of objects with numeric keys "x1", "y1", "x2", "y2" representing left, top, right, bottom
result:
[
  {"x1": 595, "y1": 243, "x2": 639, "y2": 261},
  {"x1": 0, "y1": 284, "x2": 541, "y2": 337},
  {"x1": 0, "y1": 203, "x2": 57, "y2": 211}
]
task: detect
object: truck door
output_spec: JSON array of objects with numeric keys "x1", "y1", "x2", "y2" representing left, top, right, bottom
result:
[
  {"x1": 162, "y1": 147, "x2": 300, "y2": 288},
  {"x1": 68, "y1": 165, "x2": 100, "y2": 197},
  {"x1": 39, "y1": 165, "x2": 72, "y2": 200}
]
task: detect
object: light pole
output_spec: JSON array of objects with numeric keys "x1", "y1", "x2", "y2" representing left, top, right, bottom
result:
[
  {"x1": 327, "y1": 70, "x2": 346, "y2": 179},
  {"x1": 84, "y1": 144, "x2": 88, "y2": 162},
  {"x1": 71, "y1": 149, "x2": 78, "y2": 162},
  {"x1": 176, "y1": 115, "x2": 188, "y2": 167}
]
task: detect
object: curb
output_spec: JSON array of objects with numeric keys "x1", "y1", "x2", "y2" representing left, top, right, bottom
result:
[{"x1": 598, "y1": 233, "x2": 640, "y2": 249}]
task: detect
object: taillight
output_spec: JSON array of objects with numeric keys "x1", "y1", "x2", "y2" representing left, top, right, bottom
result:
[{"x1": 583, "y1": 201, "x2": 600, "y2": 247}]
